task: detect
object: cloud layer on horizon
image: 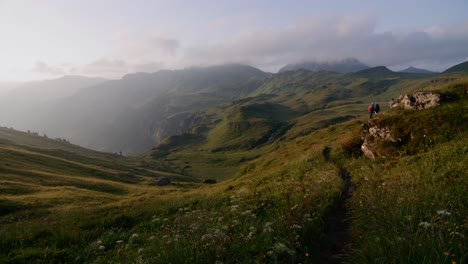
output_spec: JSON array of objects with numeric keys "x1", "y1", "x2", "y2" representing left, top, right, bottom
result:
[{"x1": 33, "y1": 13, "x2": 468, "y2": 78}]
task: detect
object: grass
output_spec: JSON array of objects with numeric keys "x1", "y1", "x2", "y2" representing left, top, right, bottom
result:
[{"x1": 0, "y1": 72, "x2": 467, "y2": 263}]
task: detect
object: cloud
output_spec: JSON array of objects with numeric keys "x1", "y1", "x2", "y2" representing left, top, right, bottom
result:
[
  {"x1": 181, "y1": 13, "x2": 468, "y2": 71},
  {"x1": 33, "y1": 61, "x2": 66, "y2": 75},
  {"x1": 81, "y1": 58, "x2": 164, "y2": 78},
  {"x1": 30, "y1": 14, "x2": 468, "y2": 78}
]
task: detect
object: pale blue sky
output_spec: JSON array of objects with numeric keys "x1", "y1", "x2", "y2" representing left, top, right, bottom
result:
[{"x1": 1, "y1": 0, "x2": 467, "y2": 81}]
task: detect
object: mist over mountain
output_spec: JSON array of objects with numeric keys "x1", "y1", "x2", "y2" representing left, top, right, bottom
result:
[
  {"x1": 279, "y1": 58, "x2": 369, "y2": 73},
  {"x1": 1, "y1": 60, "x2": 467, "y2": 155},
  {"x1": 0, "y1": 64, "x2": 268, "y2": 154}
]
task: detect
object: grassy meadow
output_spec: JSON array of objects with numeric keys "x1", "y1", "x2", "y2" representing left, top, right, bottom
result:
[{"x1": 0, "y1": 74, "x2": 467, "y2": 263}]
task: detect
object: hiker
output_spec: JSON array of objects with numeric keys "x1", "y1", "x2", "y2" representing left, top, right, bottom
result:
[
  {"x1": 374, "y1": 104, "x2": 380, "y2": 115},
  {"x1": 368, "y1": 102, "x2": 375, "y2": 118}
]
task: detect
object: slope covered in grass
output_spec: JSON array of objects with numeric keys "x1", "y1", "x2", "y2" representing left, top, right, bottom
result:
[{"x1": 1, "y1": 70, "x2": 467, "y2": 263}]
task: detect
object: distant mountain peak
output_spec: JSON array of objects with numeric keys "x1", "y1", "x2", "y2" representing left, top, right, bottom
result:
[
  {"x1": 399, "y1": 66, "x2": 437, "y2": 74},
  {"x1": 279, "y1": 58, "x2": 369, "y2": 73}
]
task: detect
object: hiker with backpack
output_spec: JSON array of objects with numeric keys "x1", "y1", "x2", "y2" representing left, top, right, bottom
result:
[
  {"x1": 368, "y1": 102, "x2": 375, "y2": 118},
  {"x1": 374, "y1": 103, "x2": 380, "y2": 115}
]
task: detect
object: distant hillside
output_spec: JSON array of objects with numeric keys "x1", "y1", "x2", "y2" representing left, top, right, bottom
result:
[
  {"x1": 443, "y1": 60, "x2": 468, "y2": 73},
  {"x1": 399, "y1": 66, "x2": 437, "y2": 74},
  {"x1": 0, "y1": 75, "x2": 106, "y2": 105},
  {"x1": 1, "y1": 64, "x2": 269, "y2": 154},
  {"x1": 279, "y1": 58, "x2": 369, "y2": 73}
]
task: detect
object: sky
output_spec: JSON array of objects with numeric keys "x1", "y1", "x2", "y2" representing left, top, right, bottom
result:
[{"x1": 1, "y1": 0, "x2": 468, "y2": 81}]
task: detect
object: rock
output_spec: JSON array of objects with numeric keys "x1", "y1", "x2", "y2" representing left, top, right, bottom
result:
[
  {"x1": 391, "y1": 92, "x2": 442, "y2": 110},
  {"x1": 202, "y1": 179, "x2": 217, "y2": 184},
  {"x1": 153, "y1": 177, "x2": 172, "y2": 186},
  {"x1": 360, "y1": 139, "x2": 376, "y2": 160},
  {"x1": 368, "y1": 126, "x2": 399, "y2": 142}
]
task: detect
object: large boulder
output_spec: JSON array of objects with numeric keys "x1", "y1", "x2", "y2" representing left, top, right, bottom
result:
[
  {"x1": 153, "y1": 177, "x2": 172, "y2": 186},
  {"x1": 390, "y1": 92, "x2": 442, "y2": 110}
]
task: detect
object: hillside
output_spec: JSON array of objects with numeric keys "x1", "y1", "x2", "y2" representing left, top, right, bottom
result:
[
  {"x1": 1, "y1": 76, "x2": 466, "y2": 263},
  {"x1": 443, "y1": 60, "x2": 468, "y2": 73},
  {"x1": 2, "y1": 62, "x2": 466, "y2": 157},
  {"x1": 0, "y1": 64, "x2": 269, "y2": 155}
]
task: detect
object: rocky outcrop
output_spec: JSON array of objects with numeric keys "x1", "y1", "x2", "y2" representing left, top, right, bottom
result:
[
  {"x1": 368, "y1": 126, "x2": 399, "y2": 143},
  {"x1": 390, "y1": 92, "x2": 442, "y2": 110},
  {"x1": 153, "y1": 177, "x2": 172, "y2": 186},
  {"x1": 360, "y1": 122, "x2": 400, "y2": 160}
]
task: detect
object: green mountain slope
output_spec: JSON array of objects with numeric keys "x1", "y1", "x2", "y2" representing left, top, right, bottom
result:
[
  {"x1": 0, "y1": 76, "x2": 467, "y2": 263},
  {"x1": 443, "y1": 60, "x2": 468, "y2": 73},
  {"x1": 1, "y1": 64, "x2": 269, "y2": 155}
]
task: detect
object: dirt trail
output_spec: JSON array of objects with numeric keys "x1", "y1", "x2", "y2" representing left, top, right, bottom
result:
[{"x1": 318, "y1": 147, "x2": 355, "y2": 263}]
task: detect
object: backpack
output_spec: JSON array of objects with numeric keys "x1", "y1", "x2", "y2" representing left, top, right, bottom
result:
[
  {"x1": 375, "y1": 104, "x2": 380, "y2": 113},
  {"x1": 368, "y1": 105, "x2": 373, "y2": 112}
]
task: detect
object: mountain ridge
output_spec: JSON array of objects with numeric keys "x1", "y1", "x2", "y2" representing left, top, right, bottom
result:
[{"x1": 279, "y1": 58, "x2": 369, "y2": 73}]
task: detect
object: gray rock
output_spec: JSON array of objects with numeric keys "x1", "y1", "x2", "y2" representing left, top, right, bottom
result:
[
  {"x1": 360, "y1": 139, "x2": 376, "y2": 160},
  {"x1": 202, "y1": 179, "x2": 217, "y2": 184},
  {"x1": 368, "y1": 126, "x2": 399, "y2": 143},
  {"x1": 153, "y1": 177, "x2": 172, "y2": 186},
  {"x1": 391, "y1": 92, "x2": 441, "y2": 110}
]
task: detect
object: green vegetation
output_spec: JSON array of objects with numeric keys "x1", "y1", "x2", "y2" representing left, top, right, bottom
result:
[{"x1": 0, "y1": 66, "x2": 467, "y2": 263}]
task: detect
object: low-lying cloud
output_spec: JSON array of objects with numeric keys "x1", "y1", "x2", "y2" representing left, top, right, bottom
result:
[
  {"x1": 33, "y1": 13, "x2": 468, "y2": 78},
  {"x1": 183, "y1": 13, "x2": 468, "y2": 71}
]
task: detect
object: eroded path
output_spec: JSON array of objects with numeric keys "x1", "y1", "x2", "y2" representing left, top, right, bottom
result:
[{"x1": 318, "y1": 147, "x2": 355, "y2": 263}]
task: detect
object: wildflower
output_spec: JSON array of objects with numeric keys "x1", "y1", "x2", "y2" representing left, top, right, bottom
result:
[
  {"x1": 131, "y1": 233, "x2": 139, "y2": 239},
  {"x1": 437, "y1": 209, "x2": 451, "y2": 216},
  {"x1": 290, "y1": 204, "x2": 299, "y2": 211},
  {"x1": 418, "y1": 222, "x2": 431, "y2": 228},
  {"x1": 96, "y1": 240, "x2": 102, "y2": 245},
  {"x1": 241, "y1": 210, "x2": 252, "y2": 216},
  {"x1": 116, "y1": 240, "x2": 124, "y2": 244},
  {"x1": 98, "y1": 245, "x2": 105, "y2": 250},
  {"x1": 450, "y1": 231, "x2": 465, "y2": 238},
  {"x1": 291, "y1": 224, "x2": 302, "y2": 229},
  {"x1": 178, "y1": 208, "x2": 184, "y2": 213},
  {"x1": 230, "y1": 205, "x2": 239, "y2": 212},
  {"x1": 272, "y1": 242, "x2": 293, "y2": 255}
]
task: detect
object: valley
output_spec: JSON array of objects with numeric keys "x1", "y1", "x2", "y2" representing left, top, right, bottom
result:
[{"x1": 0, "y1": 62, "x2": 467, "y2": 263}]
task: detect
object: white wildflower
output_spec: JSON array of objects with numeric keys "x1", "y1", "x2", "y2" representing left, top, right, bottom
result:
[
  {"x1": 291, "y1": 224, "x2": 302, "y2": 229},
  {"x1": 230, "y1": 205, "x2": 239, "y2": 212},
  {"x1": 437, "y1": 209, "x2": 451, "y2": 216},
  {"x1": 116, "y1": 240, "x2": 124, "y2": 244},
  {"x1": 450, "y1": 232, "x2": 465, "y2": 238},
  {"x1": 98, "y1": 245, "x2": 105, "y2": 250},
  {"x1": 131, "y1": 233, "x2": 139, "y2": 239},
  {"x1": 241, "y1": 210, "x2": 252, "y2": 216},
  {"x1": 272, "y1": 242, "x2": 292, "y2": 255},
  {"x1": 418, "y1": 222, "x2": 431, "y2": 228}
]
